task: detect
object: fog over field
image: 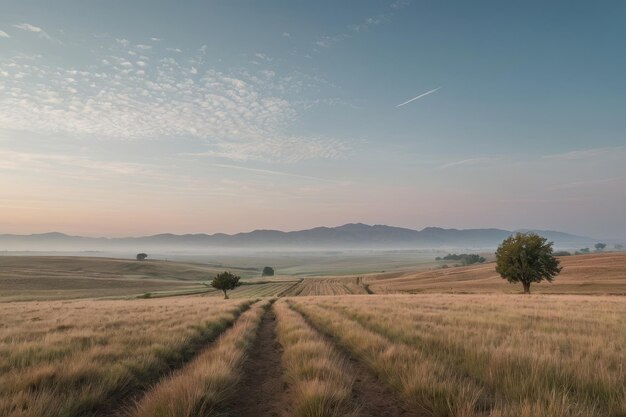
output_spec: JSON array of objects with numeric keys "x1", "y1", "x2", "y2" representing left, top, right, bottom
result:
[{"x1": 0, "y1": 222, "x2": 605, "y2": 252}]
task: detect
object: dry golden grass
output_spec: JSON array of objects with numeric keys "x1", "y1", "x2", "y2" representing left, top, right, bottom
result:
[
  {"x1": 206, "y1": 280, "x2": 301, "y2": 298},
  {"x1": 367, "y1": 252, "x2": 626, "y2": 295},
  {"x1": 292, "y1": 294, "x2": 626, "y2": 417},
  {"x1": 128, "y1": 300, "x2": 268, "y2": 417},
  {"x1": 274, "y1": 300, "x2": 356, "y2": 417},
  {"x1": 0, "y1": 296, "x2": 251, "y2": 417}
]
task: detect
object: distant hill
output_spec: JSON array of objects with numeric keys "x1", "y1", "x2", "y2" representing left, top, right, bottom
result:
[{"x1": 0, "y1": 223, "x2": 597, "y2": 251}]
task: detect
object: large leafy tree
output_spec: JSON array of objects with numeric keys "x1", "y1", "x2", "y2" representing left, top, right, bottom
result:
[
  {"x1": 210, "y1": 271, "x2": 241, "y2": 299},
  {"x1": 495, "y1": 233, "x2": 562, "y2": 294}
]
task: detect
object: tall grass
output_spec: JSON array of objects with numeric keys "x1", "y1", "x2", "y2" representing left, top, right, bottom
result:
[
  {"x1": 128, "y1": 300, "x2": 269, "y2": 417},
  {"x1": 0, "y1": 297, "x2": 251, "y2": 417},
  {"x1": 293, "y1": 294, "x2": 625, "y2": 417},
  {"x1": 290, "y1": 299, "x2": 483, "y2": 417},
  {"x1": 274, "y1": 301, "x2": 356, "y2": 417}
]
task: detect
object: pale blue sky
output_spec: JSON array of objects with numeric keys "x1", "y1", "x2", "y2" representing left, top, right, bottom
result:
[{"x1": 1, "y1": 1, "x2": 625, "y2": 237}]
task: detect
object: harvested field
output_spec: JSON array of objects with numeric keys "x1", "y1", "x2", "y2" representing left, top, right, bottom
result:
[
  {"x1": 209, "y1": 281, "x2": 301, "y2": 298},
  {"x1": 281, "y1": 277, "x2": 369, "y2": 296},
  {"x1": 366, "y1": 252, "x2": 626, "y2": 295}
]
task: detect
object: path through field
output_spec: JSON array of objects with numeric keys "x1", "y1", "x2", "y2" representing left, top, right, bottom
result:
[
  {"x1": 227, "y1": 302, "x2": 414, "y2": 417},
  {"x1": 224, "y1": 305, "x2": 288, "y2": 417},
  {"x1": 290, "y1": 305, "x2": 415, "y2": 417},
  {"x1": 346, "y1": 348, "x2": 416, "y2": 417}
]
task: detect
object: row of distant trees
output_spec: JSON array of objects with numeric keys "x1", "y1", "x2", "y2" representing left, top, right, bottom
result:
[
  {"x1": 436, "y1": 253, "x2": 486, "y2": 266},
  {"x1": 573, "y1": 243, "x2": 623, "y2": 255}
]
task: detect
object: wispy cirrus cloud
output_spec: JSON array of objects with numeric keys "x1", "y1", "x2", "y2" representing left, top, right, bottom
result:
[
  {"x1": 438, "y1": 157, "x2": 495, "y2": 169},
  {"x1": 182, "y1": 135, "x2": 348, "y2": 163},
  {"x1": 542, "y1": 146, "x2": 626, "y2": 161},
  {"x1": 0, "y1": 36, "x2": 348, "y2": 163},
  {"x1": 13, "y1": 23, "x2": 58, "y2": 43},
  {"x1": 0, "y1": 30, "x2": 10, "y2": 39},
  {"x1": 0, "y1": 149, "x2": 150, "y2": 177},
  {"x1": 211, "y1": 164, "x2": 339, "y2": 183}
]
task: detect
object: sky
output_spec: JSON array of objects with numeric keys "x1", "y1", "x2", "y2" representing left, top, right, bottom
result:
[{"x1": 1, "y1": 0, "x2": 625, "y2": 238}]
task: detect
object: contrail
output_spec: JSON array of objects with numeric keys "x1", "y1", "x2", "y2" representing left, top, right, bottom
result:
[{"x1": 395, "y1": 86, "x2": 441, "y2": 108}]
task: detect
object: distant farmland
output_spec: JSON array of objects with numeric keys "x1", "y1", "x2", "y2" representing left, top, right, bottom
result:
[
  {"x1": 366, "y1": 252, "x2": 626, "y2": 295},
  {"x1": 0, "y1": 256, "x2": 260, "y2": 301},
  {"x1": 2, "y1": 252, "x2": 624, "y2": 301}
]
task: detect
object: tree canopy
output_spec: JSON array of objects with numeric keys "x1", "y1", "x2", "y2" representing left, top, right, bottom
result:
[
  {"x1": 136, "y1": 253, "x2": 148, "y2": 261},
  {"x1": 210, "y1": 271, "x2": 241, "y2": 299},
  {"x1": 261, "y1": 266, "x2": 275, "y2": 277},
  {"x1": 495, "y1": 233, "x2": 562, "y2": 294},
  {"x1": 594, "y1": 243, "x2": 607, "y2": 251}
]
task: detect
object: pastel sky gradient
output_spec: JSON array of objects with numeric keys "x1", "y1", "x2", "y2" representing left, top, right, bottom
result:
[{"x1": 1, "y1": 1, "x2": 625, "y2": 238}]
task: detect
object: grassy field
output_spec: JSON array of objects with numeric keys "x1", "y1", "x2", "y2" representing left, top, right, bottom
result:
[
  {"x1": 366, "y1": 252, "x2": 626, "y2": 295},
  {"x1": 1, "y1": 252, "x2": 625, "y2": 416},
  {"x1": 291, "y1": 294, "x2": 626, "y2": 417},
  {"x1": 1, "y1": 293, "x2": 623, "y2": 417},
  {"x1": 0, "y1": 296, "x2": 253, "y2": 417}
]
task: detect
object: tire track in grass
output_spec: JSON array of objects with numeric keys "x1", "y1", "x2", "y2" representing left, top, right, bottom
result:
[
  {"x1": 285, "y1": 301, "x2": 417, "y2": 417},
  {"x1": 103, "y1": 300, "x2": 255, "y2": 417},
  {"x1": 223, "y1": 301, "x2": 289, "y2": 417},
  {"x1": 291, "y1": 300, "x2": 486, "y2": 417},
  {"x1": 126, "y1": 300, "x2": 269, "y2": 417},
  {"x1": 318, "y1": 301, "x2": 608, "y2": 417}
]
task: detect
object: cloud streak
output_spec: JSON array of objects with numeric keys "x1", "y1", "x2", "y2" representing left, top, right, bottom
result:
[
  {"x1": 542, "y1": 146, "x2": 626, "y2": 161},
  {"x1": 395, "y1": 87, "x2": 441, "y2": 107},
  {"x1": 438, "y1": 157, "x2": 493, "y2": 169},
  {"x1": 211, "y1": 164, "x2": 339, "y2": 182},
  {"x1": 13, "y1": 23, "x2": 57, "y2": 42}
]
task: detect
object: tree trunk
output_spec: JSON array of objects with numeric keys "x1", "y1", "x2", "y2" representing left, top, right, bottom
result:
[
  {"x1": 522, "y1": 281, "x2": 531, "y2": 294},
  {"x1": 223, "y1": 290, "x2": 229, "y2": 299}
]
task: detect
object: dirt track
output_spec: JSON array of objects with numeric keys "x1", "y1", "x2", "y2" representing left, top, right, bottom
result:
[{"x1": 224, "y1": 306, "x2": 289, "y2": 417}]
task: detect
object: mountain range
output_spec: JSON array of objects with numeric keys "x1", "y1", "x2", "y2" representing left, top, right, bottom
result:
[{"x1": 0, "y1": 224, "x2": 598, "y2": 252}]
